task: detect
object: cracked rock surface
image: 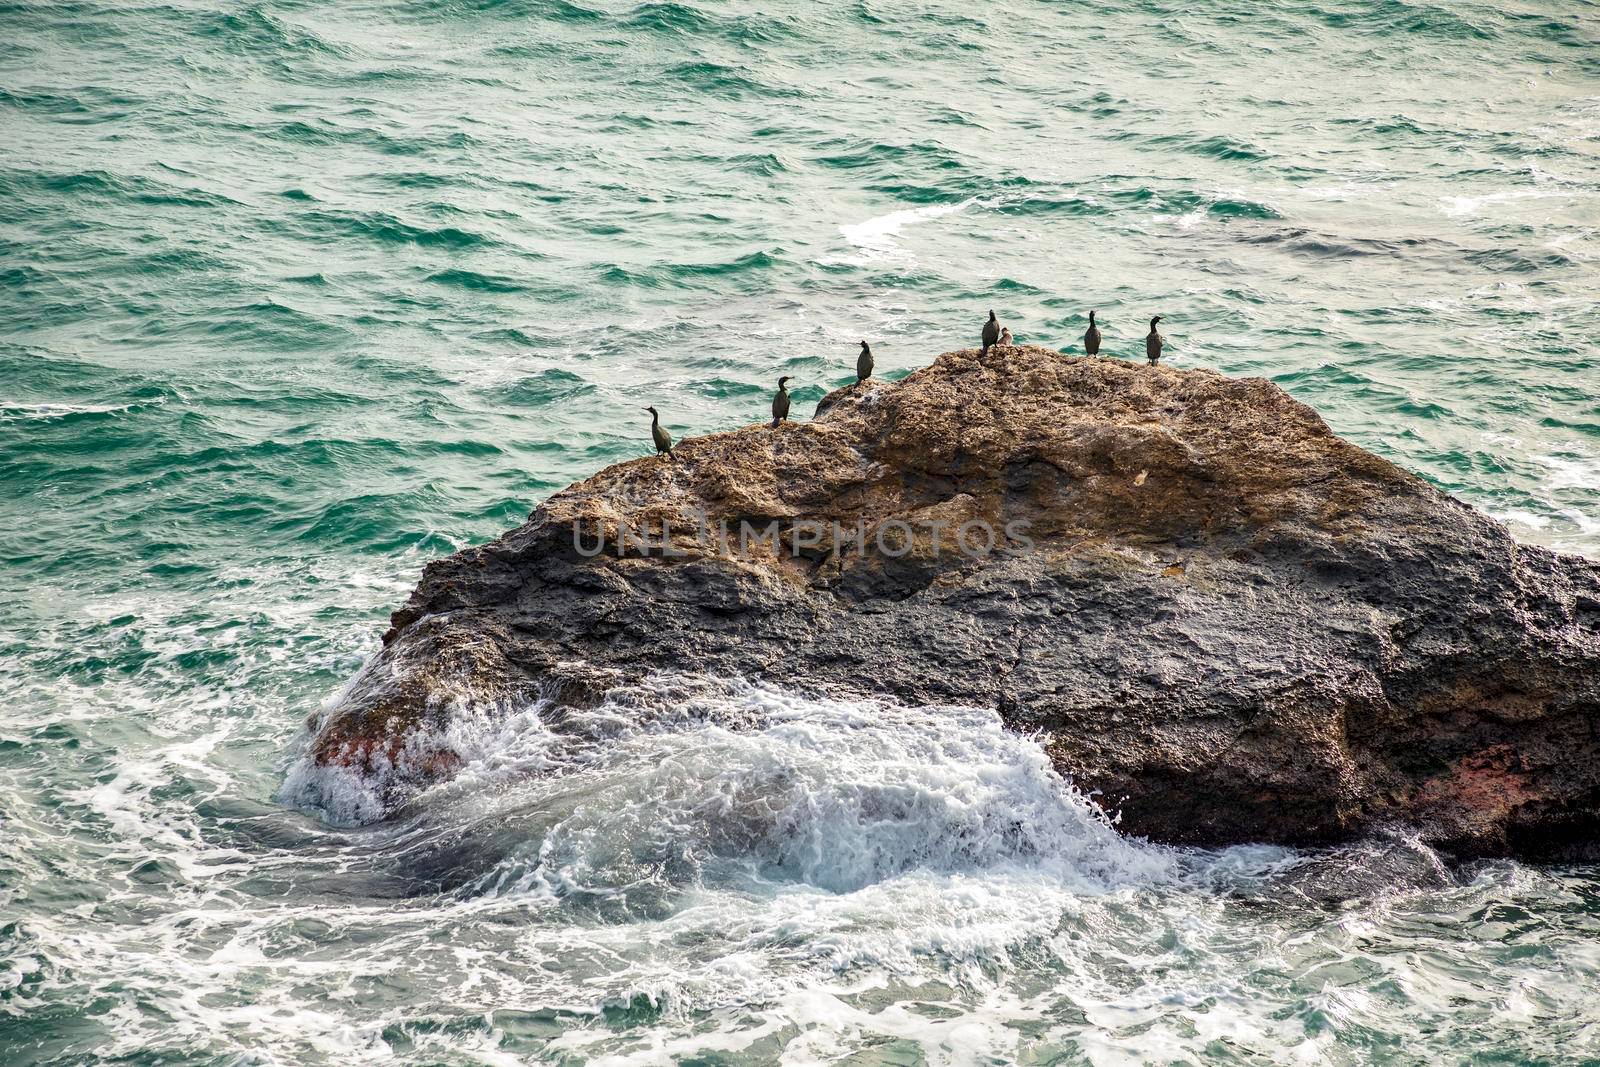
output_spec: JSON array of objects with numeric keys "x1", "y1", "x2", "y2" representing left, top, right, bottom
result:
[{"x1": 302, "y1": 345, "x2": 1600, "y2": 857}]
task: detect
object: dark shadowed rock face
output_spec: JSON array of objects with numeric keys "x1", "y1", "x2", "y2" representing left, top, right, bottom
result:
[{"x1": 302, "y1": 346, "x2": 1600, "y2": 857}]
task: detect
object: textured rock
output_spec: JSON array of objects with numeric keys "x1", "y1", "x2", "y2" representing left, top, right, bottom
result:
[{"x1": 302, "y1": 345, "x2": 1600, "y2": 857}]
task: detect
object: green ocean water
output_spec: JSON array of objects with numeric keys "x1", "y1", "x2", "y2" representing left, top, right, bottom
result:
[{"x1": 3, "y1": 0, "x2": 1600, "y2": 1062}]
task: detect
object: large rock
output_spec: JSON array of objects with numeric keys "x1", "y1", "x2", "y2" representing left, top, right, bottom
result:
[{"x1": 299, "y1": 346, "x2": 1600, "y2": 857}]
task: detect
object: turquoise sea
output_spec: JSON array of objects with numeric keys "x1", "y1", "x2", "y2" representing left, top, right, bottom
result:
[{"x1": 3, "y1": 0, "x2": 1599, "y2": 1062}]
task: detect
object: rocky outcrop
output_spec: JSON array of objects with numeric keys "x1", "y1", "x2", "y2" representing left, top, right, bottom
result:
[{"x1": 300, "y1": 345, "x2": 1600, "y2": 857}]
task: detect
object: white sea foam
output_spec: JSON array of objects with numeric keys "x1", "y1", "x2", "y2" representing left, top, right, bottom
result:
[
  {"x1": 1490, "y1": 508, "x2": 1553, "y2": 533},
  {"x1": 282, "y1": 673, "x2": 1169, "y2": 896},
  {"x1": 831, "y1": 198, "x2": 980, "y2": 264},
  {"x1": 1536, "y1": 451, "x2": 1600, "y2": 493},
  {"x1": 11, "y1": 637, "x2": 1597, "y2": 1064},
  {"x1": 1437, "y1": 187, "x2": 1569, "y2": 217},
  {"x1": 1152, "y1": 205, "x2": 1206, "y2": 230},
  {"x1": 257, "y1": 674, "x2": 1209, "y2": 1060},
  {"x1": 0, "y1": 400, "x2": 158, "y2": 420}
]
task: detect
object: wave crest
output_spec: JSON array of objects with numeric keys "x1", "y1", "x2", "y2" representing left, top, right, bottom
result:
[{"x1": 280, "y1": 674, "x2": 1172, "y2": 904}]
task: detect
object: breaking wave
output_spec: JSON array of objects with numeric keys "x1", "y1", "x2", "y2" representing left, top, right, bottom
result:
[{"x1": 281, "y1": 674, "x2": 1172, "y2": 904}]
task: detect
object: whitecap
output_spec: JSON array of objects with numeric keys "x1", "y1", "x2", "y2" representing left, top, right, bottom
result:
[
  {"x1": 1535, "y1": 451, "x2": 1600, "y2": 493},
  {"x1": 1489, "y1": 508, "x2": 1553, "y2": 532},
  {"x1": 1152, "y1": 206, "x2": 1206, "y2": 230},
  {"x1": 830, "y1": 197, "x2": 980, "y2": 265},
  {"x1": 0, "y1": 399, "x2": 156, "y2": 421},
  {"x1": 1437, "y1": 187, "x2": 1567, "y2": 217}
]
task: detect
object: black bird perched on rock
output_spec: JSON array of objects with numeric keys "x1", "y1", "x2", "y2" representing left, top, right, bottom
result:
[
  {"x1": 1146, "y1": 316, "x2": 1164, "y2": 366},
  {"x1": 644, "y1": 405, "x2": 673, "y2": 457},
  {"x1": 1084, "y1": 311, "x2": 1101, "y2": 356},
  {"x1": 770, "y1": 376, "x2": 792, "y2": 427},
  {"x1": 981, "y1": 310, "x2": 1000, "y2": 356},
  {"x1": 856, "y1": 340, "x2": 873, "y2": 385}
]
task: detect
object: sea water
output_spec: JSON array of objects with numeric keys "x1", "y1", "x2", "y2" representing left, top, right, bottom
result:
[{"x1": 3, "y1": 0, "x2": 1599, "y2": 1062}]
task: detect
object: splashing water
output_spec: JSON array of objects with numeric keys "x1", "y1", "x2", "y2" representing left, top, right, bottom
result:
[
  {"x1": 283, "y1": 676, "x2": 1172, "y2": 898},
  {"x1": 4, "y1": 0, "x2": 1600, "y2": 1061},
  {"x1": 7, "y1": 655, "x2": 1600, "y2": 1062}
]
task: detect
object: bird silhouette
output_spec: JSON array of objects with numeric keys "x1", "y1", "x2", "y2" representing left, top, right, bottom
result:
[
  {"x1": 644, "y1": 405, "x2": 673, "y2": 457},
  {"x1": 981, "y1": 310, "x2": 1000, "y2": 356},
  {"x1": 770, "y1": 376, "x2": 792, "y2": 427},
  {"x1": 1146, "y1": 316, "x2": 1164, "y2": 366},
  {"x1": 856, "y1": 340, "x2": 873, "y2": 384}
]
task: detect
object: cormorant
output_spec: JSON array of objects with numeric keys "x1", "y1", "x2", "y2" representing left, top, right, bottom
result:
[
  {"x1": 1146, "y1": 316, "x2": 1164, "y2": 366},
  {"x1": 981, "y1": 310, "x2": 1000, "y2": 356},
  {"x1": 644, "y1": 405, "x2": 673, "y2": 457},
  {"x1": 1084, "y1": 311, "x2": 1101, "y2": 356},
  {"x1": 856, "y1": 340, "x2": 873, "y2": 385},
  {"x1": 999, "y1": 326, "x2": 1014, "y2": 348},
  {"x1": 770, "y1": 376, "x2": 791, "y2": 427}
]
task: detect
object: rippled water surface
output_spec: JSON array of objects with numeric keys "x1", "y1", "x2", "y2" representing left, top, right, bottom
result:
[{"x1": 3, "y1": 0, "x2": 1599, "y2": 1062}]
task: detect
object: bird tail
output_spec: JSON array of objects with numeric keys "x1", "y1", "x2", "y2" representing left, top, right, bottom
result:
[{"x1": 769, "y1": 417, "x2": 780, "y2": 428}]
